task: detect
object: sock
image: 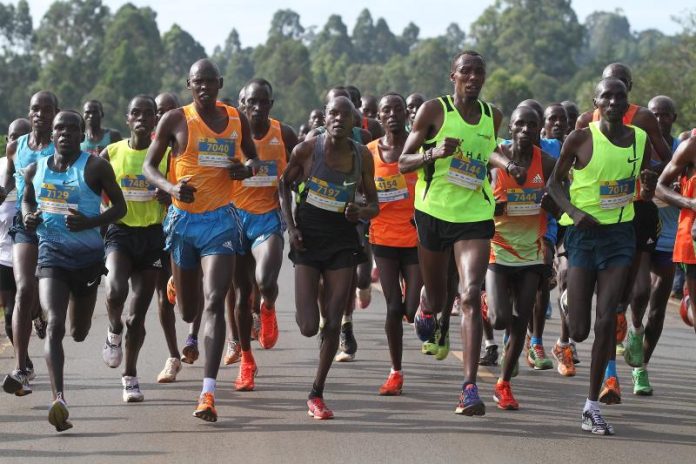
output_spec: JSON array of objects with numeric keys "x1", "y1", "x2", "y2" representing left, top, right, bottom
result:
[
  {"x1": 309, "y1": 382, "x2": 323, "y2": 399},
  {"x1": 319, "y1": 315, "x2": 326, "y2": 329},
  {"x1": 107, "y1": 331, "x2": 122, "y2": 345},
  {"x1": 584, "y1": 398, "x2": 600, "y2": 412},
  {"x1": 531, "y1": 336, "x2": 542, "y2": 347},
  {"x1": 496, "y1": 378, "x2": 508, "y2": 385},
  {"x1": 605, "y1": 360, "x2": 617, "y2": 379},
  {"x1": 569, "y1": 338, "x2": 576, "y2": 345},
  {"x1": 390, "y1": 368, "x2": 402, "y2": 375},
  {"x1": 342, "y1": 314, "x2": 352, "y2": 325},
  {"x1": 189, "y1": 334, "x2": 198, "y2": 342},
  {"x1": 201, "y1": 377, "x2": 216, "y2": 395},
  {"x1": 503, "y1": 332, "x2": 510, "y2": 346},
  {"x1": 633, "y1": 325, "x2": 644, "y2": 335},
  {"x1": 556, "y1": 337, "x2": 569, "y2": 347},
  {"x1": 241, "y1": 350, "x2": 254, "y2": 363},
  {"x1": 485, "y1": 339, "x2": 497, "y2": 348}
]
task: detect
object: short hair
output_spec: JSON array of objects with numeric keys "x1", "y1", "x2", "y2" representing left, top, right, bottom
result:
[
  {"x1": 380, "y1": 92, "x2": 407, "y2": 106},
  {"x1": 451, "y1": 50, "x2": 485, "y2": 70},
  {"x1": 245, "y1": 78, "x2": 273, "y2": 97},
  {"x1": 60, "y1": 110, "x2": 86, "y2": 132},
  {"x1": 83, "y1": 99, "x2": 104, "y2": 113},
  {"x1": 129, "y1": 94, "x2": 157, "y2": 111}
]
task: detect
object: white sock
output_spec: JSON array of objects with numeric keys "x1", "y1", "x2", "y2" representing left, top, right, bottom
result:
[
  {"x1": 390, "y1": 368, "x2": 402, "y2": 375},
  {"x1": 319, "y1": 315, "x2": 326, "y2": 329},
  {"x1": 557, "y1": 338, "x2": 569, "y2": 347},
  {"x1": 342, "y1": 314, "x2": 352, "y2": 325},
  {"x1": 107, "y1": 330, "x2": 122, "y2": 345},
  {"x1": 584, "y1": 398, "x2": 599, "y2": 412},
  {"x1": 202, "y1": 377, "x2": 216, "y2": 395},
  {"x1": 485, "y1": 339, "x2": 497, "y2": 348},
  {"x1": 633, "y1": 325, "x2": 644, "y2": 335},
  {"x1": 569, "y1": 338, "x2": 576, "y2": 345}
]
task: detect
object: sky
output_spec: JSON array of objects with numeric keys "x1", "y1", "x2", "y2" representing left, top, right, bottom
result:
[{"x1": 22, "y1": 0, "x2": 692, "y2": 54}]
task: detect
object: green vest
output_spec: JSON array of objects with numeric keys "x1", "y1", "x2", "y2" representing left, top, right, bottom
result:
[
  {"x1": 107, "y1": 139, "x2": 168, "y2": 227},
  {"x1": 559, "y1": 122, "x2": 646, "y2": 226},
  {"x1": 414, "y1": 96, "x2": 497, "y2": 223}
]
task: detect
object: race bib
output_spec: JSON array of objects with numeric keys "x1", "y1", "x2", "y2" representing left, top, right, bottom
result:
[
  {"x1": 305, "y1": 176, "x2": 352, "y2": 213},
  {"x1": 197, "y1": 137, "x2": 236, "y2": 168},
  {"x1": 506, "y1": 188, "x2": 543, "y2": 216},
  {"x1": 599, "y1": 178, "x2": 635, "y2": 209},
  {"x1": 375, "y1": 174, "x2": 408, "y2": 203},
  {"x1": 447, "y1": 156, "x2": 486, "y2": 190},
  {"x1": 242, "y1": 160, "x2": 278, "y2": 188},
  {"x1": 121, "y1": 175, "x2": 156, "y2": 202},
  {"x1": 38, "y1": 182, "x2": 78, "y2": 215}
]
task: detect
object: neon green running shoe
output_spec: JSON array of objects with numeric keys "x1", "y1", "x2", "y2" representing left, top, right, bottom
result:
[
  {"x1": 527, "y1": 344, "x2": 553, "y2": 370},
  {"x1": 623, "y1": 330, "x2": 644, "y2": 367},
  {"x1": 421, "y1": 328, "x2": 439, "y2": 355},
  {"x1": 435, "y1": 329, "x2": 449, "y2": 361},
  {"x1": 632, "y1": 367, "x2": 653, "y2": 396}
]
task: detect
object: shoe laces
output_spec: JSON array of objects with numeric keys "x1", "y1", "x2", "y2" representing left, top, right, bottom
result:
[
  {"x1": 199, "y1": 392, "x2": 214, "y2": 406},
  {"x1": 587, "y1": 409, "x2": 607, "y2": 427},
  {"x1": 562, "y1": 345, "x2": 574, "y2": 365},
  {"x1": 532, "y1": 344, "x2": 546, "y2": 359},
  {"x1": 463, "y1": 384, "x2": 480, "y2": 403},
  {"x1": 240, "y1": 361, "x2": 256, "y2": 378},
  {"x1": 164, "y1": 358, "x2": 179, "y2": 373},
  {"x1": 497, "y1": 382, "x2": 514, "y2": 402}
]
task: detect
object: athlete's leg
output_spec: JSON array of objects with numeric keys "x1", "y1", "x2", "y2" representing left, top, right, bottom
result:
[
  {"x1": 122, "y1": 269, "x2": 158, "y2": 377},
  {"x1": 156, "y1": 267, "x2": 179, "y2": 359},
  {"x1": 104, "y1": 251, "x2": 132, "y2": 336},
  {"x1": 629, "y1": 253, "x2": 652, "y2": 329},
  {"x1": 253, "y1": 235, "x2": 283, "y2": 305},
  {"x1": 644, "y1": 262, "x2": 675, "y2": 363},
  {"x1": 40, "y1": 277, "x2": 70, "y2": 399},
  {"x1": 12, "y1": 243, "x2": 38, "y2": 372},
  {"x1": 503, "y1": 271, "x2": 540, "y2": 381},
  {"x1": 402, "y1": 262, "x2": 423, "y2": 323},
  {"x1": 233, "y1": 253, "x2": 255, "y2": 353},
  {"x1": 200, "y1": 254, "x2": 234, "y2": 380},
  {"x1": 417, "y1": 246, "x2": 450, "y2": 315},
  {"x1": 376, "y1": 255, "x2": 405, "y2": 370},
  {"x1": 172, "y1": 263, "x2": 201, "y2": 323},
  {"x1": 294, "y1": 265, "x2": 321, "y2": 337}
]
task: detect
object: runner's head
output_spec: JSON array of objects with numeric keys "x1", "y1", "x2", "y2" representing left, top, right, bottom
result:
[
  {"x1": 298, "y1": 123, "x2": 310, "y2": 138},
  {"x1": 509, "y1": 106, "x2": 540, "y2": 150},
  {"x1": 648, "y1": 95, "x2": 677, "y2": 139},
  {"x1": 346, "y1": 85, "x2": 362, "y2": 109},
  {"x1": 517, "y1": 99, "x2": 544, "y2": 123},
  {"x1": 593, "y1": 78, "x2": 629, "y2": 123},
  {"x1": 7, "y1": 118, "x2": 31, "y2": 143},
  {"x1": 28, "y1": 91, "x2": 59, "y2": 133},
  {"x1": 378, "y1": 93, "x2": 407, "y2": 135},
  {"x1": 82, "y1": 100, "x2": 104, "y2": 131},
  {"x1": 187, "y1": 59, "x2": 223, "y2": 107},
  {"x1": 450, "y1": 50, "x2": 486, "y2": 100},
  {"x1": 237, "y1": 87, "x2": 247, "y2": 112},
  {"x1": 602, "y1": 63, "x2": 632, "y2": 92},
  {"x1": 326, "y1": 86, "x2": 350, "y2": 104},
  {"x1": 242, "y1": 78, "x2": 274, "y2": 124},
  {"x1": 127, "y1": 95, "x2": 157, "y2": 136},
  {"x1": 406, "y1": 93, "x2": 426, "y2": 124},
  {"x1": 155, "y1": 92, "x2": 180, "y2": 122},
  {"x1": 560, "y1": 100, "x2": 579, "y2": 132},
  {"x1": 543, "y1": 103, "x2": 568, "y2": 141},
  {"x1": 308, "y1": 108, "x2": 325, "y2": 130},
  {"x1": 361, "y1": 95, "x2": 379, "y2": 119},
  {"x1": 53, "y1": 110, "x2": 85, "y2": 156},
  {"x1": 324, "y1": 96, "x2": 355, "y2": 139}
]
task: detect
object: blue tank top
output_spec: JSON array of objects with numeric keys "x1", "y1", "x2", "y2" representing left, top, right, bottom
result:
[
  {"x1": 15, "y1": 134, "x2": 54, "y2": 210},
  {"x1": 655, "y1": 137, "x2": 682, "y2": 252},
  {"x1": 33, "y1": 152, "x2": 104, "y2": 269},
  {"x1": 80, "y1": 130, "x2": 111, "y2": 156}
]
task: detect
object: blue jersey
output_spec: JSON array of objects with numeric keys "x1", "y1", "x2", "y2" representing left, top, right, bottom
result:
[
  {"x1": 80, "y1": 130, "x2": 112, "y2": 156},
  {"x1": 655, "y1": 137, "x2": 682, "y2": 253},
  {"x1": 33, "y1": 152, "x2": 104, "y2": 269},
  {"x1": 541, "y1": 138, "x2": 561, "y2": 159},
  {"x1": 15, "y1": 134, "x2": 54, "y2": 209}
]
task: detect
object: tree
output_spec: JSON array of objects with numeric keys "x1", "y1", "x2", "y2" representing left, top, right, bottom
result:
[
  {"x1": 483, "y1": 68, "x2": 532, "y2": 116},
  {"x1": 269, "y1": 9, "x2": 304, "y2": 40},
  {"x1": 400, "y1": 22, "x2": 420, "y2": 52},
  {"x1": 310, "y1": 15, "x2": 354, "y2": 93},
  {"x1": 352, "y1": 9, "x2": 375, "y2": 62},
  {"x1": 161, "y1": 24, "x2": 207, "y2": 101},
  {"x1": 443, "y1": 23, "x2": 466, "y2": 56}
]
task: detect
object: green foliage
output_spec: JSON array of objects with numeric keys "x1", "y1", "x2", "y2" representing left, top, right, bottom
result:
[{"x1": 161, "y1": 24, "x2": 207, "y2": 102}]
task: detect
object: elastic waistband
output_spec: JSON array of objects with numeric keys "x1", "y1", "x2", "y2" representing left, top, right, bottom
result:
[{"x1": 169, "y1": 204, "x2": 235, "y2": 221}]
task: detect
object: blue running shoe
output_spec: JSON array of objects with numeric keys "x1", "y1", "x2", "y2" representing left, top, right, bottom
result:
[
  {"x1": 414, "y1": 307, "x2": 437, "y2": 342},
  {"x1": 455, "y1": 384, "x2": 486, "y2": 416}
]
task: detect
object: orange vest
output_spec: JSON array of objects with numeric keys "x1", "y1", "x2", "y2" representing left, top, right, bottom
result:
[
  {"x1": 231, "y1": 119, "x2": 287, "y2": 214},
  {"x1": 170, "y1": 103, "x2": 242, "y2": 213},
  {"x1": 592, "y1": 103, "x2": 639, "y2": 125},
  {"x1": 674, "y1": 173, "x2": 696, "y2": 264},
  {"x1": 367, "y1": 139, "x2": 418, "y2": 248}
]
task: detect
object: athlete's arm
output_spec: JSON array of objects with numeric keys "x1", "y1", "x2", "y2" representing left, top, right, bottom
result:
[
  {"x1": 346, "y1": 147, "x2": 379, "y2": 222},
  {"x1": 98, "y1": 146, "x2": 110, "y2": 163},
  {"x1": 399, "y1": 100, "x2": 451, "y2": 173},
  {"x1": 279, "y1": 140, "x2": 313, "y2": 251},
  {"x1": 656, "y1": 137, "x2": 696, "y2": 210},
  {"x1": 0, "y1": 139, "x2": 18, "y2": 205},
  {"x1": 490, "y1": 168, "x2": 506, "y2": 216},
  {"x1": 575, "y1": 111, "x2": 592, "y2": 130},
  {"x1": 20, "y1": 163, "x2": 41, "y2": 231},
  {"x1": 540, "y1": 151, "x2": 561, "y2": 218},
  {"x1": 238, "y1": 111, "x2": 259, "y2": 178},
  {"x1": 638, "y1": 132, "x2": 657, "y2": 200},
  {"x1": 634, "y1": 109, "x2": 671, "y2": 163},
  {"x1": 280, "y1": 123, "x2": 299, "y2": 162},
  {"x1": 488, "y1": 106, "x2": 526, "y2": 181}
]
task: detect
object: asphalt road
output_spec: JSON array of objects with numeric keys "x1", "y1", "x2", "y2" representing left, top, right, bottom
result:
[{"x1": 1, "y1": 258, "x2": 695, "y2": 463}]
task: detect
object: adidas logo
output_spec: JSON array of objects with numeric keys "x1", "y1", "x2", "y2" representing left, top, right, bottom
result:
[
  {"x1": 269, "y1": 137, "x2": 281, "y2": 145},
  {"x1": 222, "y1": 241, "x2": 235, "y2": 250},
  {"x1": 532, "y1": 174, "x2": 543, "y2": 184},
  {"x1": 646, "y1": 238, "x2": 655, "y2": 245},
  {"x1": 231, "y1": 131, "x2": 239, "y2": 139},
  {"x1": 152, "y1": 259, "x2": 162, "y2": 269}
]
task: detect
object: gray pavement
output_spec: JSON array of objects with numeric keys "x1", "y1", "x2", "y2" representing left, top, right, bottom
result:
[{"x1": 1, "y1": 258, "x2": 696, "y2": 463}]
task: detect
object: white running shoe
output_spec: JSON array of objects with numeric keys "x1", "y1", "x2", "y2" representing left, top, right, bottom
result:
[
  {"x1": 122, "y1": 376, "x2": 144, "y2": 402},
  {"x1": 102, "y1": 330, "x2": 123, "y2": 368},
  {"x1": 157, "y1": 358, "x2": 182, "y2": 383}
]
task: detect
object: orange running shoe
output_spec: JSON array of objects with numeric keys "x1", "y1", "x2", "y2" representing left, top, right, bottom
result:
[
  {"x1": 166, "y1": 276, "x2": 176, "y2": 305},
  {"x1": 234, "y1": 360, "x2": 258, "y2": 391},
  {"x1": 481, "y1": 291, "x2": 489, "y2": 322},
  {"x1": 379, "y1": 371, "x2": 404, "y2": 396},
  {"x1": 616, "y1": 312, "x2": 627, "y2": 344},
  {"x1": 552, "y1": 342, "x2": 576, "y2": 377},
  {"x1": 259, "y1": 301, "x2": 279, "y2": 349},
  {"x1": 493, "y1": 381, "x2": 519, "y2": 410},
  {"x1": 307, "y1": 397, "x2": 334, "y2": 420},
  {"x1": 193, "y1": 392, "x2": 217, "y2": 422},
  {"x1": 599, "y1": 376, "x2": 622, "y2": 405}
]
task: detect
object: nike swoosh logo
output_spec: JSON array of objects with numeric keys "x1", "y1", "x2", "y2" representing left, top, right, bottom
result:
[
  {"x1": 86, "y1": 279, "x2": 98, "y2": 288},
  {"x1": 63, "y1": 179, "x2": 77, "y2": 185},
  {"x1": 343, "y1": 181, "x2": 356, "y2": 187}
]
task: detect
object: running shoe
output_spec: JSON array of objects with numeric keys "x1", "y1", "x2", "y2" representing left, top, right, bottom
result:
[
  {"x1": 527, "y1": 344, "x2": 553, "y2": 370},
  {"x1": 524, "y1": 334, "x2": 531, "y2": 361},
  {"x1": 421, "y1": 331, "x2": 438, "y2": 356},
  {"x1": 157, "y1": 357, "x2": 182, "y2": 383},
  {"x1": 357, "y1": 287, "x2": 372, "y2": 309},
  {"x1": 451, "y1": 295, "x2": 461, "y2": 316},
  {"x1": 181, "y1": 335, "x2": 199, "y2": 364},
  {"x1": 307, "y1": 397, "x2": 334, "y2": 420},
  {"x1": 623, "y1": 329, "x2": 644, "y2": 367},
  {"x1": 551, "y1": 342, "x2": 576, "y2": 377},
  {"x1": 335, "y1": 321, "x2": 357, "y2": 362},
  {"x1": 166, "y1": 276, "x2": 176, "y2": 305},
  {"x1": 435, "y1": 328, "x2": 450, "y2": 361},
  {"x1": 122, "y1": 376, "x2": 144, "y2": 402},
  {"x1": 33, "y1": 314, "x2": 47, "y2": 339},
  {"x1": 479, "y1": 345, "x2": 499, "y2": 366},
  {"x1": 2, "y1": 369, "x2": 32, "y2": 396},
  {"x1": 493, "y1": 381, "x2": 519, "y2": 410},
  {"x1": 193, "y1": 392, "x2": 217, "y2": 422},
  {"x1": 48, "y1": 395, "x2": 72, "y2": 432},
  {"x1": 251, "y1": 312, "x2": 261, "y2": 341},
  {"x1": 234, "y1": 359, "x2": 258, "y2": 391},
  {"x1": 582, "y1": 408, "x2": 615, "y2": 436},
  {"x1": 101, "y1": 330, "x2": 123, "y2": 368},
  {"x1": 379, "y1": 371, "x2": 404, "y2": 396},
  {"x1": 455, "y1": 383, "x2": 486, "y2": 416},
  {"x1": 26, "y1": 366, "x2": 36, "y2": 382},
  {"x1": 414, "y1": 307, "x2": 437, "y2": 342},
  {"x1": 632, "y1": 367, "x2": 653, "y2": 396},
  {"x1": 570, "y1": 340, "x2": 580, "y2": 364},
  {"x1": 259, "y1": 301, "x2": 279, "y2": 349},
  {"x1": 599, "y1": 376, "x2": 622, "y2": 405},
  {"x1": 224, "y1": 339, "x2": 241, "y2": 365}
]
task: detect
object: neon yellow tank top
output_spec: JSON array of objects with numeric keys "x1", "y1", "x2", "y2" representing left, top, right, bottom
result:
[
  {"x1": 559, "y1": 122, "x2": 646, "y2": 226},
  {"x1": 414, "y1": 96, "x2": 497, "y2": 223},
  {"x1": 107, "y1": 139, "x2": 169, "y2": 227}
]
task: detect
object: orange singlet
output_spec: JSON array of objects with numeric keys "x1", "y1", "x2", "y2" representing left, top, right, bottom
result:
[
  {"x1": 231, "y1": 118, "x2": 287, "y2": 214},
  {"x1": 367, "y1": 139, "x2": 418, "y2": 248},
  {"x1": 673, "y1": 173, "x2": 696, "y2": 265},
  {"x1": 592, "y1": 103, "x2": 639, "y2": 125},
  {"x1": 170, "y1": 103, "x2": 242, "y2": 213}
]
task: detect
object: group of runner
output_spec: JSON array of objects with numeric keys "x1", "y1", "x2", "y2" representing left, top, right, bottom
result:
[{"x1": 0, "y1": 52, "x2": 693, "y2": 437}]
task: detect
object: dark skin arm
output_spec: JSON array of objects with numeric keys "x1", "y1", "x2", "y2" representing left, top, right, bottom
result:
[
  {"x1": 345, "y1": 146, "x2": 379, "y2": 222},
  {"x1": 540, "y1": 150, "x2": 561, "y2": 218},
  {"x1": 633, "y1": 108, "x2": 671, "y2": 163},
  {"x1": 656, "y1": 137, "x2": 696, "y2": 210},
  {"x1": 280, "y1": 123, "x2": 299, "y2": 162},
  {"x1": 21, "y1": 163, "x2": 41, "y2": 230},
  {"x1": 0, "y1": 139, "x2": 19, "y2": 205},
  {"x1": 279, "y1": 139, "x2": 314, "y2": 251}
]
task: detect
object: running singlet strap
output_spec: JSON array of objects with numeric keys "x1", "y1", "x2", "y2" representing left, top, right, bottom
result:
[
  {"x1": 14, "y1": 134, "x2": 54, "y2": 210},
  {"x1": 559, "y1": 122, "x2": 646, "y2": 226},
  {"x1": 592, "y1": 104, "x2": 639, "y2": 125},
  {"x1": 414, "y1": 96, "x2": 497, "y2": 223},
  {"x1": 108, "y1": 139, "x2": 168, "y2": 227},
  {"x1": 170, "y1": 103, "x2": 242, "y2": 213},
  {"x1": 81, "y1": 130, "x2": 112, "y2": 156}
]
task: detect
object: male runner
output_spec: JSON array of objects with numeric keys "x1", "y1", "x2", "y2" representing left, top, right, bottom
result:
[
  {"x1": 406, "y1": 93, "x2": 426, "y2": 130},
  {"x1": 143, "y1": 59, "x2": 259, "y2": 422},
  {"x1": 308, "y1": 109, "x2": 325, "y2": 132},
  {"x1": 561, "y1": 101, "x2": 579, "y2": 135},
  {"x1": 399, "y1": 51, "x2": 525, "y2": 416},
  {"x1": 361, "y1": 95, "x2": 379, "y2": 120},
  {"x1": 544, "y1": 103, "x2": 569, "y2": 143},
  {"x1": 81, "y1": 100, "x2": 122, "y2": 156},
  {"x1": 1, "y1": 91, "x2": 58, "y2": 396},
  {"x1": 23, "y1": 110, "x2": 126, "y2": 431},
  {"x1": 549, "y1": 78, "x2": 654, "y2": 435},
  {"x1": 346, "y1": 85, "x2": 384, "y2": 139}
]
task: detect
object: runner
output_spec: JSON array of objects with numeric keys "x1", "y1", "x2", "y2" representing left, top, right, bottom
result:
[
  {"x1": 361, "y1": 95, "x2": 379, "y2": 120},
  {"x1": 399, "y1": 51, "x2": 523, "y2": 416},
  {"x1": 279, "y1": 95, "x2": 378, "y2": 419},
  {"x1": 549, "y1": 78, "x2": 654, "y2": 435},
  {"x1": 406, "y1": 93, "x2": 426, "y2": 130},
  {"x1": 22, "y1": 110, "x2": 127, "y2": 431},
  {"x1": 144, "y1": 59, "x2": 260, "y2": 422},
  {"x1": 227, "y1": 78, "x2": 298, "y2": 390},
  {"x1": 368, "y1": 93, "x2": 422, "y2": 394},
  {"x1": 346, "y1": 85, "x2": 384, "y2": 139},
  {"x1": 155, "y1": 92, "x2": 180, "y2": 123},
  {"x1": 544, "y1": 103, "x2": 569, "y2": 143},
  {"x1": 308, "y1": 109, "x2": 325, "y2": 131},
  {"x1": 100, "y1": 95, "x2": 171, "y2": 400},
  {"x1": 1, "y1": 91, "x2": 57, "y2": 396},
  {"x1": 81, "y1": 100, "x2": 122, "y2": 156},
  {"x1": 561, "y1": 101, "x2": 580, "y2": 135}
]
